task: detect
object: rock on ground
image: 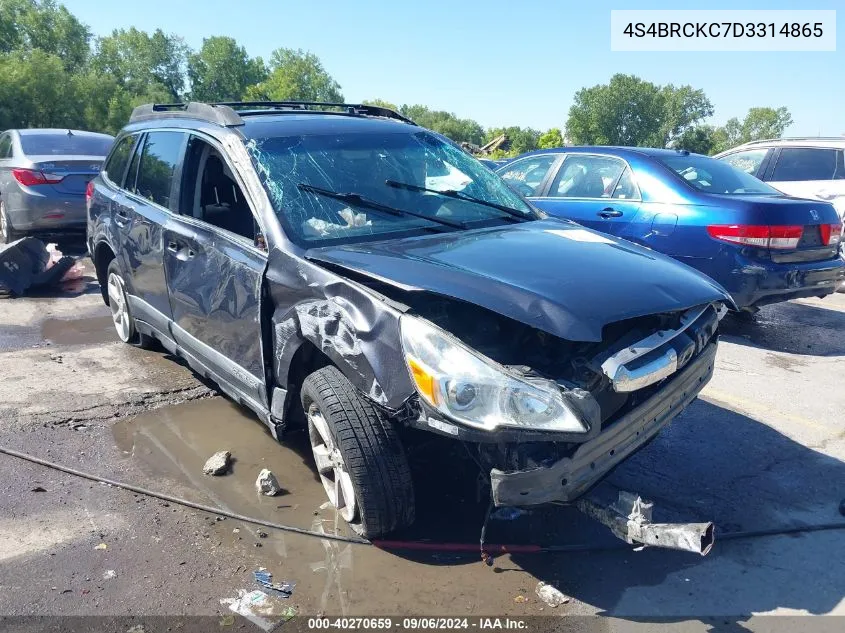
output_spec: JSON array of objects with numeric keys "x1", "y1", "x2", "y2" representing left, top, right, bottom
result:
[{"x1": 203, "y1": 450, "x2": 231, "y2": 476}]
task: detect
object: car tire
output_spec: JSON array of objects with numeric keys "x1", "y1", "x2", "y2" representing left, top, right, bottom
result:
[
  {"x1": 105, "y1": 259, "x2": 155, "y2": 349},
  {"x1": 0, "y1": 201, "x2": 20, "y2": 245},
  {"x1": 301, "y1": 365, "x2": 415, "y2": 538}
]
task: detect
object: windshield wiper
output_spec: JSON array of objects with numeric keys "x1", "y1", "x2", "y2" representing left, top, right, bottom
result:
[
  {"x1": 384, "y1": 180, "x2": 531, "y2": 222},
  {"x1": 297, "y1": 183, "x2": 466, "y2": 230}
]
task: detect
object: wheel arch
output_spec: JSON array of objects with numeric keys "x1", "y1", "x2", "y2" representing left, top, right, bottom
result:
[{"x1": 93, "y1": 240, "x2": 116, "y2": 306}]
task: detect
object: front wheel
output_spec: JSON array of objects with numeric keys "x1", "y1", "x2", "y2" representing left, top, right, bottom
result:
[
  {"x1": 105, "y1": 259, "x2": 155, "y2": 348},
  {"x1": 301, "y1": 366, "x2": 415, "y2": 537}
]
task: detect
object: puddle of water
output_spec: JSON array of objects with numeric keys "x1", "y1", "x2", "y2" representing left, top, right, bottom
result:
[
  {"x1": 109, "y1": 397, "x2": 583, "y2": 615},
  {"x1": 41, "y1": 315, "x2": 115, "y2": 346}
]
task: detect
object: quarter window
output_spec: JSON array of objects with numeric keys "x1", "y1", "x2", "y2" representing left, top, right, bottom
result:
[
  {"x1": 771, "y1": 148, "x2": 839, "y2": 181},
  {"x1": 497, "y1": 155, "x2": 557, "y2": 196},
  {"x1": 134, "y1": 132, "x2": 186, "y2": 209},
  {"x1": 550, "y1": 155, "x2": 625, "y2": 199},
  {"x1": 720, "y1": 148, "x2": 768, "y2": 176},
  {"x1": 611, "y1": 167, "x2": 639, "y2": 199},
  {"x1": 103, "y1": 135, "x2": 138, "y2": 186},
  {"x1": 0, "y1": 134, "x2": 11, "y2": 159}
]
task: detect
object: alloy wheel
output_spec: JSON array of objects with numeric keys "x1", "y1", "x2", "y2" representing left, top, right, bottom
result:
[
  {"x1": 107, "y1": 272, "x2": 132, "y2": 342},
  {"x1": 308, "y1": 402, "x2": 357, "y2": 522}
]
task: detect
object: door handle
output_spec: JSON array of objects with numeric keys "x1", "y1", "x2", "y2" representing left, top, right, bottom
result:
[{"x1": 598, "y1": 207, "x2": 623, "y2": 219}]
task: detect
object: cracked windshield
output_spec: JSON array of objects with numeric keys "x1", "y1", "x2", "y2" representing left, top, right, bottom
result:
[{"x1": 247, "y1": 130, "x2": 534, "y2": 244}]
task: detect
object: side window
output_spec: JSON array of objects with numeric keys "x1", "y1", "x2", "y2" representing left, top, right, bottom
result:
[
  {"x1": 0, "y1": 134, "x2": 12, "y2": 159},
  {"x1": 720, "y1": 148, "x2": 768, "y2": 176},
  {"x1": 611, "y1": 167, "x2": 639, "y2": 200},
  {"x1": 103, "y1": 135, "x2": 137, "y2": 186},
  {"x1": 771, "y1": 148, "x2": 838, "y2": 182},
  {"x1": 497, "y1": 155, "x2": 557, "y2": 196},
  {"x1": 135, "y1": 131, "x2": 186, "y2": 210},
  {"x1": 180, "y1": 136, "x2": 257, "y2": 244},
  {"x1": 550, "y1": 155, "x2": 625, "y2": 199}
]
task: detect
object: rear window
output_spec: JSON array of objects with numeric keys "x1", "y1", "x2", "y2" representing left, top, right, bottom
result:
[
  {"x1": 19, "y1": 133, "x2": 113, "y2": 157},
  {"x1": 658, "y1": 153, "x2": 780, "y2": 195},
  {"x1": 103, "y1": 135, "x2": 138, "y2": 186},
  {"x1": 771, "y1": 148, "x2": 842, "y2": 181},
  {"x1": 134, "y1": 132, "x2": 186, "y2": 210}
]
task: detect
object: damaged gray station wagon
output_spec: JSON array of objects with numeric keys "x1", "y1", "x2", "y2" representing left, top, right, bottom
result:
[{"x1": 87, "y1": 101, "x2": 733, "y2": 537}]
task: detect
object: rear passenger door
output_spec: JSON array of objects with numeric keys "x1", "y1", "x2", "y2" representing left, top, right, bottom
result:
[
  {"x1": 162, "y1": 133, "x2": 269, "y2": 412},
  {"x1": 765, "y1": 147, "x2": 845, "y2": 215},
  {"x1": 531, "y1": 154, "x2": 641, "y2": 235},
  {"x1": 113, "y1": 131, "x2": 186, "y2": 332}
]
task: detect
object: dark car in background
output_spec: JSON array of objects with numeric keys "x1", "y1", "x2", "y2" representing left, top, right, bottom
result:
[
  {"x1": 498, "y1": 147, "x2": 844, "y2": 312},
  {"x1": 0, "y1": 128, "x2": 114, "y2": 243},
  {"x1": 88, "y1": 102, "x2": 730, "y2": 537}
]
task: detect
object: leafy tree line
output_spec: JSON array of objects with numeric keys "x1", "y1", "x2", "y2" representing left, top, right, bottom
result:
[{"x1": 1, "y1": 1, "x2": 793, "y2": 157}]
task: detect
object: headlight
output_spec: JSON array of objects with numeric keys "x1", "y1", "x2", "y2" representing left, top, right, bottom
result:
[{"x1": 399, "y1": 315, "x2": 588, "y2": 433}]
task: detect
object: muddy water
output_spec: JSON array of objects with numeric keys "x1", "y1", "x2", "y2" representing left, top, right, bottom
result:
[
  {"x1": 110, "y1": 397, "x2": 596, "y2": 615},
  {"x1": 41, "y1": 315, "x2": 115, "y2": 346}
]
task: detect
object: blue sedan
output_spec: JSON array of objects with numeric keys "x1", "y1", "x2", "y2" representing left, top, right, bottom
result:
[{"x1": 497, "y1": 147, "x2": 845, "y2": 311}]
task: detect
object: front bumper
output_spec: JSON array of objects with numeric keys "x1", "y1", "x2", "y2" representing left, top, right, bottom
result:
[{"x1": 490, "y1": 341, "x2": 717, "y2": 506}]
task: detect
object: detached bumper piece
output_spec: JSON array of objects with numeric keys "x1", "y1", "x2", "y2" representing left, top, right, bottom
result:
[
  {"x1": 575, "y1": 486, "x2": 714, "y2": 556},
  {"x1": 490, "y1": 341, "x2": 717, "y2": 506}
]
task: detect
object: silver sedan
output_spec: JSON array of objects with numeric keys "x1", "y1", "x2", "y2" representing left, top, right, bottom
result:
[{"x1": 0, "y1": 129, "x2": 114, "y2": 243}]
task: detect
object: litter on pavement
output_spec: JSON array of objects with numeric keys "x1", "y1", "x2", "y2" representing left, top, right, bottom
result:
[
  {"x1": 535, "y1": 581, "x2": 570, "y2": 607},
  {"x1": 221, "y1": 589, "x2": 296, "y2": 631},
  {"x1": 253, "y1": 569, "x2": 295, "y2": 597},
  {"x1": 0, "y1": 238, "x2": 82, "y2": 296}
]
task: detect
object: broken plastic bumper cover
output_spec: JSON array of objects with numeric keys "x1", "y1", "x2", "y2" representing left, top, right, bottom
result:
[{"x1": 490, "y1": 341, "x2": 717, "y2": 507}]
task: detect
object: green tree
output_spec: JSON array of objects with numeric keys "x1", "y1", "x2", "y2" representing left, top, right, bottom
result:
[
  {"x1": 711, "y1": 107, "x2": 793, "y2": 153},
  {"x1": 92, "y1": 27, "x2": 188, "y2": 100},
  {"x1": 363, "y1": 98, "x2": 399, "y2": 111},
  {"x1": 187, "y1": 36, "x2": 266, "y2": 101},
  {"x1": 485, "y1": 126, "x2": 540, "y2": 155},
  {"x1": 0, "y1": 49, "x2": 82, "y2": 129},
  {"x1": 565, "y1": 74, "x2": 713, "y2": 148},
  {"x1": 246, "y1": 48, "x2": 342, "y2": 102},
  {"x1": 0, "y1": 0, "x2": 90, "y2": 71},
  {"x1": 537, "y1": 128, "x2": 564, "y2": 149}
]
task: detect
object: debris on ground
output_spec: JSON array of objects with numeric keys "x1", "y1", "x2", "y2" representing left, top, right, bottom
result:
[
  {"x1": 253, "y1": 569, "x2": 295, "y2": 597},
  {"x1": 0, "y1": 238, "x2": 79, "y2": 296},
  {"x1": 491, "y1": 507, "x2": 528, "y2": 521},
  {"x1": 255, "y1": 468, "x2": 281, "y2": 496},
  {"x1": 221, "y1": 589, "x2": 296, "y2": 631},
  {"x1": 102, "y1": 570, "x2": 117, "y2": 580},
  {"x1": 30, "y1": 486, "x2": 46, "y2": 492},
  {"x1": 256, "y1": 530, "x2": 268, "y2": 539},
  {"x1": 93, "y1": 543, "x2": 107, "y2": 550},
  {"x1": 203, "y1": 450, "x2": 231, "y2": 476},
  {"x1": 535, "y1": 582, "x2": 570, "y2": 608},
  {"x1": 514, "y1": 595, "x2": 527, "y2": 603}
]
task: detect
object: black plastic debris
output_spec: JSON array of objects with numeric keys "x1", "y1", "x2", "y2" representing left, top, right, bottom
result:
[{"x1": 0, "y1": 237, "x2": 76, "y2": 296}]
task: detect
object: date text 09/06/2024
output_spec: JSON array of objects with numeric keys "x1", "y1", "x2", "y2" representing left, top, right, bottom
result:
[{"x1": 307, "y1": 618, "x2": 528, "y2": 630}]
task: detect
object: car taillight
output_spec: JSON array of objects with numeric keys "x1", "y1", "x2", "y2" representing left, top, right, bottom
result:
[
  {"x1": 820, "y1": 223, "x2": 842, "y2": 246},
  {"x1": 706, "y1": 225, "x2": 803, "y2": 250},
  {"x1": 85, "y1": 180, "x2": 95, "y2": 205},
  {"x1": 11, "y1": 168, "x2": 64, "y2": 186}
]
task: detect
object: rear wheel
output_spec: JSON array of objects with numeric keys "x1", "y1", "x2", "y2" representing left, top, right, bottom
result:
[
  {"x1": 106, "y1": 259, "x2": 155, "y2": 348},
  {"x1": 301, "y1": 366, "x2": 415, "y2": 537},
  {"x1": 0, "y1": 201, "x2": 20, "y2": 244}
]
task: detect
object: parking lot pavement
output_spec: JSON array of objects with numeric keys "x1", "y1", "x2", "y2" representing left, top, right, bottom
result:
[{"x1": 1, "y1": 251, "x2": 843, "y2": 625}]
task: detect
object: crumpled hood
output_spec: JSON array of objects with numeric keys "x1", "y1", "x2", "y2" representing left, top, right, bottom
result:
[{"x1": 306, "y1": 219, "x2": 732, "y2": 342}]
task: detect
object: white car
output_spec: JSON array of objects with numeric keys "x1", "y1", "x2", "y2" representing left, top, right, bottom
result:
[{"x1": 714, "y1": 138, "x2": 845, "y2": 221}]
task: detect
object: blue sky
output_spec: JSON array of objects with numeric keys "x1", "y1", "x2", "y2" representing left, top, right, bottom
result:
[{"x1": 62, "y1": 0, "x2": 843, "y2": 135}]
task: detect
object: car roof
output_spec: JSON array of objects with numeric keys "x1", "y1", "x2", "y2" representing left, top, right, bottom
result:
[
  {"x1": 726, "y1": 138, "x2": 845, "y2": 150},
  {"x1": 15, "y1": 128, "x2": 114, "y2": 139},
  {"x1": 239, "y1": 112, "x2": 416, "y2": 139},
  {"x1": 509, "y1": 146, "x2": 705, "y2": 161}
]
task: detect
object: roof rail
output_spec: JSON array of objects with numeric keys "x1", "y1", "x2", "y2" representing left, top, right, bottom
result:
[
  {"x1": 742, "y1": 136, "x2": 845, "y2": 145},
  {"x1": 129, "y1": 102, "x2": 244, "y2": 127},
  {"x1": 212, "y1": 101, "x2": 417, "y2": 125}
]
